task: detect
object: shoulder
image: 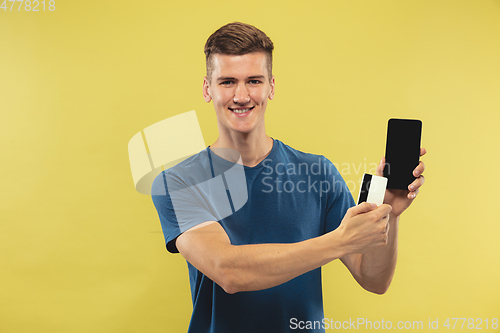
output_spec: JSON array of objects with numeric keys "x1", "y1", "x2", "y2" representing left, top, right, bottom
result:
[
  {"x1": 151, "y1": 148, "x2": 212, "y2": 195},
  {"x1": 273, "y1": 139, "x2": 340, "y2": 174},
  {"x1": 274, "y1": 139, "x2": 325, "y2": 161}
]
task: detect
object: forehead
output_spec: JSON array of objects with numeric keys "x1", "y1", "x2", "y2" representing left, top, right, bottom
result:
[{"x1": 211, "y1": 52, "x2": 269, "y2": 79}]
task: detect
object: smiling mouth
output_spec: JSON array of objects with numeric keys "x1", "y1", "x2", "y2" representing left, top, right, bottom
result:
[{"x1": 229, "y1": 107, "x2": 254, "y2": 114}]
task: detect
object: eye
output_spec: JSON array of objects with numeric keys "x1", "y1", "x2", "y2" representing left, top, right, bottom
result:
[
  {"x1": 220, "y1": 80, "x2": 234, "y2": 86},
  {"x1": 248, "y1": 80, "x2": 261, "y2": 85}
]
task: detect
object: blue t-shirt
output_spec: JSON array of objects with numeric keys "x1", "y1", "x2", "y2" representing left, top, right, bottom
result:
[{"x1": 151, "y1": 139, "x2": 355, "y2": 332}]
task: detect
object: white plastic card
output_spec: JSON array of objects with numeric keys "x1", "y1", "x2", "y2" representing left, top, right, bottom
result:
[{"x1": 357, "y1": 173, "x2": 388, "y2": 206}]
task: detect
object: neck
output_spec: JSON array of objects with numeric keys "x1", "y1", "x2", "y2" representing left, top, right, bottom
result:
[{"x1": 211, "y1": 131, "x2": 273, "y2": 167}]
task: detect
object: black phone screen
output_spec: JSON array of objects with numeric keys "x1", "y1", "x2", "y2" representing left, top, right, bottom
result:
[{"x1": 383, "y1": 119, "x2": 422, "y2": 190}]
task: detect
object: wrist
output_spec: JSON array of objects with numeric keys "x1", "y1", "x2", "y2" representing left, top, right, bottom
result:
[
  {"x1": 326, "y1": 226, "x2": 350, "y2": 259},
  {"x1": 389, "y1": 212, "x2": 401, "y2": 222}
]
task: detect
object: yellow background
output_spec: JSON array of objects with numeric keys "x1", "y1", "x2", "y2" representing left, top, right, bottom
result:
[{"x1": 1, "y1": 0, "x2": 499, "y2": 332}]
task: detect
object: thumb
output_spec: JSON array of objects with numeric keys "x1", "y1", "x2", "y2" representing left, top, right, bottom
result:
[
  {"x1": 348, "y1": 202, "x2": 377, "y2": 217},
  {"x1": 376, "y1": 156, "x2": 385, "y2": 177}
]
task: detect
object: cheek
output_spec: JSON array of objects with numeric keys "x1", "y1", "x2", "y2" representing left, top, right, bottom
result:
[
  {"x1": 213, "y1": 90, "x2": 232, "y2": 105},
  {"x1": 251, "y1": 90, "x2": 270, "y2": 103}
]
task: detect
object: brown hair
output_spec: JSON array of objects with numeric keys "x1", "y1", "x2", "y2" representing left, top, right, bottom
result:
[{"x1": 204, "y1": 22, "x2": 274, "y2": 83}]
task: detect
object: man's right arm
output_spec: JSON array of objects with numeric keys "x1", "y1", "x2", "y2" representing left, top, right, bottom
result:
[{"x1": 176, "y1": 202, "x2": 392, "y2": 294}]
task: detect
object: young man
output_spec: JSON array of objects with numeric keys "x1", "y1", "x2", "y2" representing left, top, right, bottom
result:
[{"x1": 152, "y1": 22, "x2": 426, "y2": 332}]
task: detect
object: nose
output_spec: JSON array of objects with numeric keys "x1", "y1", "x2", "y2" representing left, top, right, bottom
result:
[{"x1": 233, "y1": 82, "x2": 250, "y2": 104}]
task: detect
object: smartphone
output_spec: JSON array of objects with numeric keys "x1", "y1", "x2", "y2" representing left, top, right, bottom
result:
[{"x1": 383, "y1": 119, "x2": 422, "y2": 190}]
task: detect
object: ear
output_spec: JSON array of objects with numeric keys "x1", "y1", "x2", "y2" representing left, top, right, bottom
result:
[
  {"x1": 268, "y1": 75, "x2": 275, "y2": 100},
  {"x1": 203, "y1": 77, "x2": 212, "y2": 103}
]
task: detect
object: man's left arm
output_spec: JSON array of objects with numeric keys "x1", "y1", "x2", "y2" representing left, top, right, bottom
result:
[{"x1": 340, "y1": 148, "x2": 427, "y2": 294}]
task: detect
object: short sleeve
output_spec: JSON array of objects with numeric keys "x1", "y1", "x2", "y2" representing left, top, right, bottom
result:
[
  {"x1": 151, "y1": 170, "x2": 219, "y2": 253},
  {"x1": 150, "y1": 148, "x2": 248, "y2": 253},
  {"x1": 322, "y1": 156, "x2": 356, "y2": 233}
]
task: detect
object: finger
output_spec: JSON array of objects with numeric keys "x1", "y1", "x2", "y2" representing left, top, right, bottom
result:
[
  {"x1": 376, "y1": 203, "x2": 393, "y2": 217},
  {"x1": 350, "y1": 202, "x2": 377, "y2": 216},
  {"x1": 420, "y1": 148, "x2": 427, "y2": 157},
  {"x1": 382, "y1": 221, "x2": 390, "y2": 234},
  {"x1": 407, "y1": 188, "x2": 419, "y2": 200},
  {"x1": 409, "y1": 174, "x2": 425, "y2": 191},
  {"x1": 376, "y1": 156, "x2": 385, "y2": 177},
  {"x1": 413, "y1": 160, "x2": 425, "y2": 177}
]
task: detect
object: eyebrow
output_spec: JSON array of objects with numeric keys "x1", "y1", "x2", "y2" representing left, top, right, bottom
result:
[{"x1": 216, "y1": 75, "x2": 266, "y2": 82}]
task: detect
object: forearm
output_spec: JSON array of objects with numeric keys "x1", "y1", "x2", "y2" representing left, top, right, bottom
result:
[
  {"x1": 228, "y1": 213, "x2": 399, "y2": 295},
  {"x1": 178, "y1": 203, "x2": 395, "y2": 295},
  {"x1": 358, "y1": 213, "x2": 399, "y2": 294},
  {"x1": 218, "y1": 231, "x2": 346, "y2": 293},
  {"x1": 178, "y1": 222, "x2": 347, "y2": 294}
]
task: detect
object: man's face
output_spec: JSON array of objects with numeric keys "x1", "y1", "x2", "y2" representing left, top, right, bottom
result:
[{"x1": 203, "y1": 52, "x2": 275, "y2": 136}]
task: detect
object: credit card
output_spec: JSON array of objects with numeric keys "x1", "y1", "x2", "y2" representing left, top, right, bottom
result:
[{"x1": 357, "y1": 173, "x2": 388, "y2": 206}]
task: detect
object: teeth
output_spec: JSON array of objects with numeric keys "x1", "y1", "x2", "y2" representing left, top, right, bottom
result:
[{"x1": 232, "y1": 108, "x2": 251, "y2": 114}]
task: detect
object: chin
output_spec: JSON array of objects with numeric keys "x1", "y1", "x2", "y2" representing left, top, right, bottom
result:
[
  {"x1": 231, "y1": 127, "x2": 253, "y2": 134},
  {"x1": 227, "y1": 121, "x2": 254, "y2": 134}
]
